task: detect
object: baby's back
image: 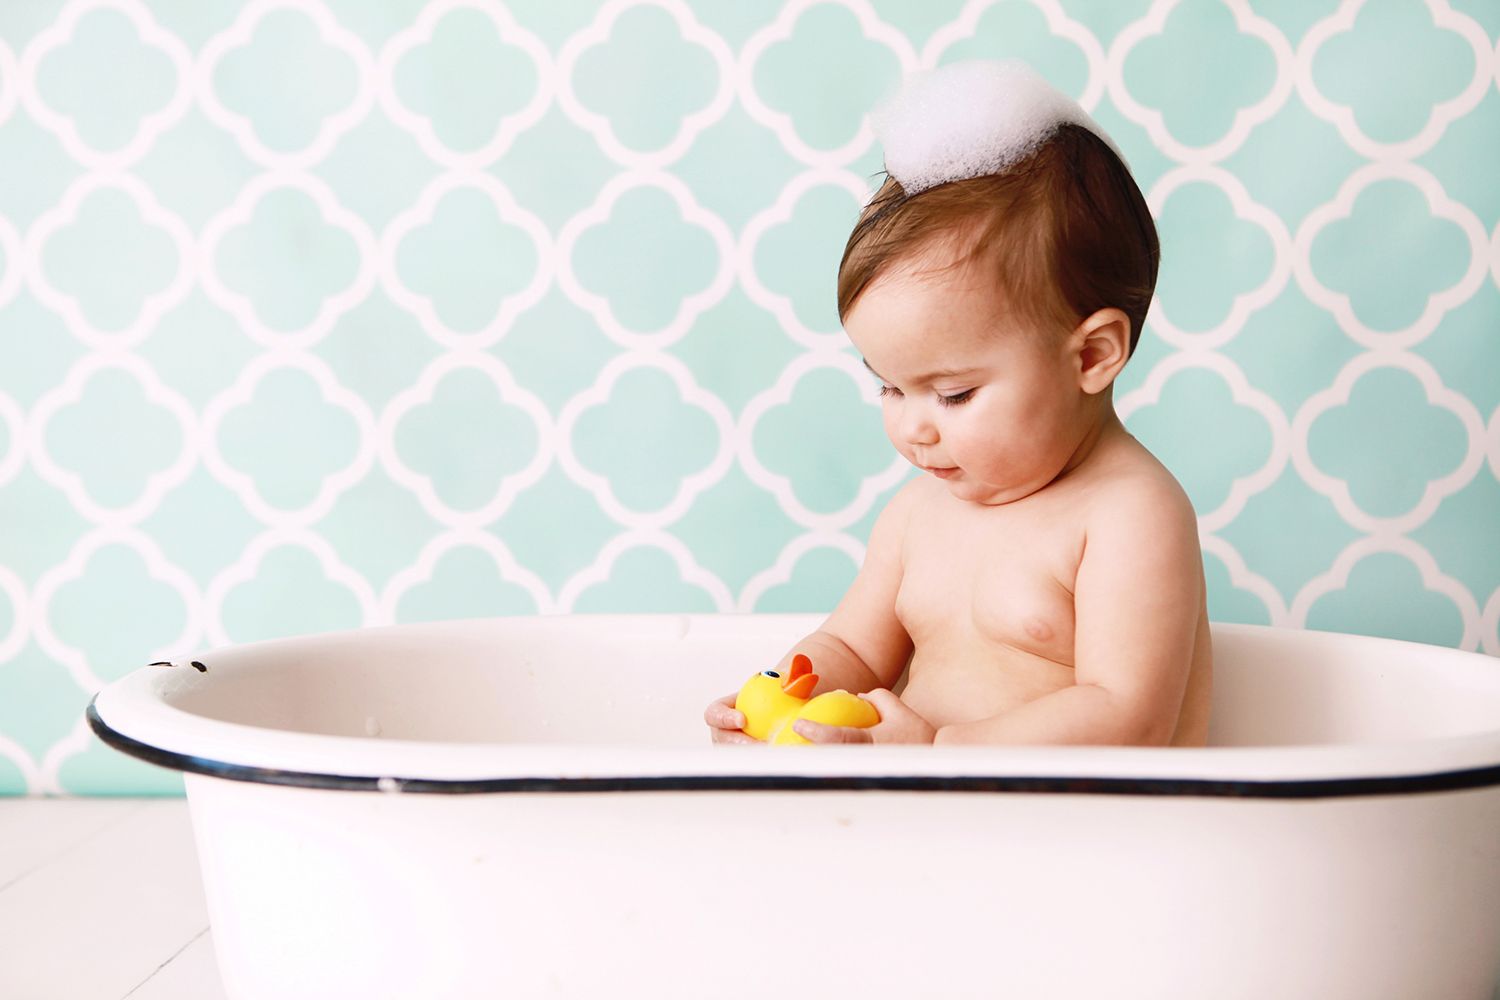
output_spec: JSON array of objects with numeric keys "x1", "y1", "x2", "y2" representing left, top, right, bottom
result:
[{"x1": 894, "y1": 428, "x2": 1212, "y2": 747}]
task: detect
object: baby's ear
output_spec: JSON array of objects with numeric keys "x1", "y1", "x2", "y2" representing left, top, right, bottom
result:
[{"x1": 1070, "y1": 308, "x2": 1131, "y2": 394}]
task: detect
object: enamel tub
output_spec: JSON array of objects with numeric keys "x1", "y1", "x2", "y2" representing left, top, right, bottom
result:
[{"x1": 87, "y1": 614, "x2": 1500, "y2": 1000}]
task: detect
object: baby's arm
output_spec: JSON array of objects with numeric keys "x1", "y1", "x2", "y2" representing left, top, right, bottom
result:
[
  {"x1": 704, "y1": 480, "x2": 917, "y2": 742},
  {"x1": 932, "y1": 477, "x2": 1202, "y2": 747},
  {"x1": 784, "y1": 477, "x2": 918, "y2": 695}
]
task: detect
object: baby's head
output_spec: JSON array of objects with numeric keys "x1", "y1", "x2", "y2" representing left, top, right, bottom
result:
[
  {"x1": 841, "y1": 58, "x2": 1158, "y2": 359},
  {"x1": 837, "y1": 60, "x2": 1160, "y2": 503}
]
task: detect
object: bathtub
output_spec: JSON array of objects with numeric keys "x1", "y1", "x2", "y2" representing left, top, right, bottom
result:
[{"x1": 87, "y1": 614, "x2": 1500, "y2": 1000}]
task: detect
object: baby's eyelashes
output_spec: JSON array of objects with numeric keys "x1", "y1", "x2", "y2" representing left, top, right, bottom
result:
[{"x1": 876, "y1": 382, "x2": 976, "y2": 407}]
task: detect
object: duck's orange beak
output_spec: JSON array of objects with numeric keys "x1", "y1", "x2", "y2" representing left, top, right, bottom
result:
[{"x1": 782, "y1": 652, "x2": 817, "y2": 699}]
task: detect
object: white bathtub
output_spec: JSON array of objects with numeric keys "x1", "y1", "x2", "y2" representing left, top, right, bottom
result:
[{"x1": 88, "y1": 614, "x2": 1500, "y2": 1000}]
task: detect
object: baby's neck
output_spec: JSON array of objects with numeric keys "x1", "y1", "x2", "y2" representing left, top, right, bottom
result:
[{"x1": 1054, "y1": 402, "x2": 1126, "y2": 484}]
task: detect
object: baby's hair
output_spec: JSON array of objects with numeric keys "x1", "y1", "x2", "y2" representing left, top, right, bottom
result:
[{"x1": 837, "y1": 123, "x2": 1159, "y2": 359}]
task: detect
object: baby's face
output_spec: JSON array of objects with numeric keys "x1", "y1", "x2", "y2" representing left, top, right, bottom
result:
[{"x1": 843, "y1": 255, "x2": 1093, "y2": 506}]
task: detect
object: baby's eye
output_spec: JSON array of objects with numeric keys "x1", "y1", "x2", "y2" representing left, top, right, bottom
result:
[
  {"x1": 877, "y1": 383, "x2": 902, "y2": 398},
  {"x1": 937, "y1": 388, "x2": 975, "y2": 407}
]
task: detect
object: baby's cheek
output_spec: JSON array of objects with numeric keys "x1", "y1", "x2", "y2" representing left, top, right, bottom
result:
[
  {"x1": 880, "y1": 408, "x2": 900, "y2": 439},
  {"x1": 881, "y1": 414, "x2": 910, "y2": 454},
  {"x1": 950, "y1": 428, "x2": 995, "y2": 468}
]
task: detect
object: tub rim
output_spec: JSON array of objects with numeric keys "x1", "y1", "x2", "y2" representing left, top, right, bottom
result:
[{"x1": 86, "y1": 616, "x2": 1500, "y2": 799}]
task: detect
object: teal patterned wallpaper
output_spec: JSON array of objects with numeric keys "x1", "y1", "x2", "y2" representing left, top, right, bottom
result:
[{"x1": 1, "y1": 0, "x2": 1497, "y2": 795}]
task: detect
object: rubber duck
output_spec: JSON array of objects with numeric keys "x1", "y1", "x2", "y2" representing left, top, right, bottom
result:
[{"x1": 734, "y1": 653, "x2": 880, "y2": 745}]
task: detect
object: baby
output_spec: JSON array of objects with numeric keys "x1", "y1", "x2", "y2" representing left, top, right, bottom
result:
[{"x1": 706, "y1": 60, "x2": 1211, "y2": 747}]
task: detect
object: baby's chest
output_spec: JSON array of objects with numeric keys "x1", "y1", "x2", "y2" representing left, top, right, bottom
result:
[{"x1": 896, "y1": 514, "x2": 1080, "y2": 667}]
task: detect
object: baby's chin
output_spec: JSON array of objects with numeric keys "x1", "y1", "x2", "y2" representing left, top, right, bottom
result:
[{"x1": 937, "y1": 471, "x2": 1039, "y2": 507}]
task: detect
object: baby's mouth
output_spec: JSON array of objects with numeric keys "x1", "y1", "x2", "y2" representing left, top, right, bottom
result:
[{"x1": 923, "y1": 465, "x2": 959, "y2": 479}]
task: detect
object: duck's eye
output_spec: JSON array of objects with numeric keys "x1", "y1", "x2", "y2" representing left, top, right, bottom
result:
[{"x1": 762, "y1": 670, "x2": 780, "y2": 678}]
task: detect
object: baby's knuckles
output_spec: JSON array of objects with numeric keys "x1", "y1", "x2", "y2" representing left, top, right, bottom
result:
[
  {"x1": 865, "y1": 690, "x2": 937, "y2": 744},
  {"x1": 794, "y1": 718, "x2": 869, "y2": 744},
  {"x1": 705, "y1": 693, "x2": 757, "y2": 744}
]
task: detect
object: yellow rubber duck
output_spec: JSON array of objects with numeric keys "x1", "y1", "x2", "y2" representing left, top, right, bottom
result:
[{"x1": 734, "y1": 653, "x2": 880, "y2": 745}]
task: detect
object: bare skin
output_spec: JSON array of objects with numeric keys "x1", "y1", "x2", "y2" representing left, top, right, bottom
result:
[{"x1": 705, "y1": 246, "x2": 1212, "y2": 748}]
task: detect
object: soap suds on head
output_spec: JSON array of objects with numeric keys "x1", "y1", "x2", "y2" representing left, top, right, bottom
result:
[{"x1": 871, "y1": 59, "x2": 1125, "y2": 195}]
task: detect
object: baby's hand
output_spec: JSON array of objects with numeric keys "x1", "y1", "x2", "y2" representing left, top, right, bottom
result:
[
  {"x1": 792, "y1": 689, "x2": 935, "y2": 745},
  {"x1": 704, "y1": 693, "x2": 760, "y2": 745}
]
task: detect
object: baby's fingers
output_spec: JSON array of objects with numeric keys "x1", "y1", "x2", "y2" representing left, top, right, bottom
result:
[
  {"x1": 705, "y1": 693, "x2": 758, "y2": 744},
  {"x1": 793, "y1": 719, "x2": 872, "y2": 744},
  {"x1": 703, "y1": 694, "x2": 745, "y2": 731}
]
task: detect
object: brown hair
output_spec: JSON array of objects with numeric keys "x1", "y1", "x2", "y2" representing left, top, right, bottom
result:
[{"x1": 836, "y1": 123, "x2": 1159, "y2": 358}]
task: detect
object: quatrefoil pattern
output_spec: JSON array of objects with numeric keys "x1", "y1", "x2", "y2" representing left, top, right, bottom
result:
[{"x1": 1, "y1": 1, "x2": 1497, "y2": 793}]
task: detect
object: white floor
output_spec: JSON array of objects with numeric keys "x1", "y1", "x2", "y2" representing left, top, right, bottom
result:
[
  {"x1": 5, "y1": 797, "x2": 1498, "y2": 1000},
  {"x1": 0, "y1": 798, "x2": 226, "y2": 1000}
]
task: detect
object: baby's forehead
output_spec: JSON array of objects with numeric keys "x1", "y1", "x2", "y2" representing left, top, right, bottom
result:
[
  {"x1": 876, "y1": 246, "x2": 1015, "y2": 314},
  {"x1": 858, "y1": 279, "x2": 1031, "y2": 357},
  {"x1": 888, "y1": 248, "x2": 969, "y2": 286},
  {"x1": 879, "y1": 229, "x2": 1068, "y2": 338}
]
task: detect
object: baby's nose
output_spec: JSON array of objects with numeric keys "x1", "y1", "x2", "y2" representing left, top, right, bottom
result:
[{"x1": 899, "y1": 404, "x2": 939, "y2": 446}]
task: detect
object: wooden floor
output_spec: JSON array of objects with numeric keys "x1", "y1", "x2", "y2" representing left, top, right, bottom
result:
[{"x1": 0, "y1": 798, "x2": 225, "y2": 1000}]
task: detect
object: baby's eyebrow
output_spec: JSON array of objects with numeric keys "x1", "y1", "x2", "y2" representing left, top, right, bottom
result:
[{"x1": 861, "y1": 357, "x2": 981, "y2": 384}]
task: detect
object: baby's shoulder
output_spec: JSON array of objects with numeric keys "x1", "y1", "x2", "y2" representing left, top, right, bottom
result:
[
  {"x1": 894, "y1": 471, "x2": 961, "y2": 522},
  {"x1": 864, "y1": 473, "x2": 932, "y2": 553},
  {"x1": 1079, "y1": 438, "x2": 1196, "y2": 527},
  {"x1": 866, "y1": 474, "x2": 961, "y2": 553}
]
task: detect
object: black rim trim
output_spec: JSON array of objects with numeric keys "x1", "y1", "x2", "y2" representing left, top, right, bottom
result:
[{"x1": 86, "y1": 698, "x2": 1500, "y2": 799}]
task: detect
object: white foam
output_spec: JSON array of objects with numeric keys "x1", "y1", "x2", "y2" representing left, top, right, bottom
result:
[{"x1": 871, "y1": 59, "x2": 1125, "y2": 195}]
